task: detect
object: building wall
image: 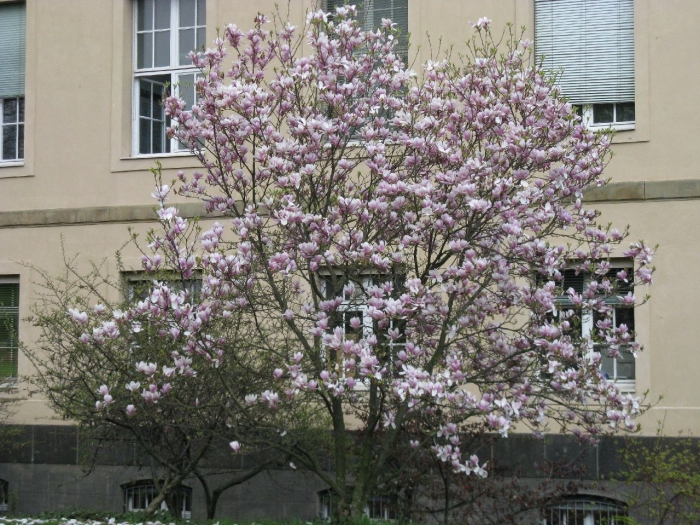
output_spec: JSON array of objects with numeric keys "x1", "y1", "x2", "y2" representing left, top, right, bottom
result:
[{"x1": 1, "y1": 0, "x2": 699, "y2": 519}]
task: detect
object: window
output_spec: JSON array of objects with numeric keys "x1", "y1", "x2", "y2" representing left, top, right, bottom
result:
[
  {"x1": 535, "y1": 0, "x2": 635, "y2": 130},
  {"x1": 0, "y1": 3, "x2": 26, "y2": 163},
  {"x1": 125, "y1": 272, "x2": 201, "y2": 303},
  {"x1": 319, "y1": 490, "x2": 397, "y2": 521},
  {"x1": 366, "y1": 495, "x2": 397, "y2": 521},
  {"x1": 549, "y1": 268, "x2": 635, "y2": 387},
  {"x1": 543, "y1": 495, "x2": 627, "y2": 524},
  {"x1": 321, "y1": 272, "x2": 405, "y2": 378},
  {"x1": 0, "y1": 278, "x2": 19, "y2": 384},
  {"x1": 0, "y1": 478, "x2": 8, "y2": 514},
  {"x1": 134, "y1": 0, "x2": 205, "y2": 155},
  {"x1": 123, "y1": 480, "x2": 192, "y2": 519},
  {"x1": 326, "y1": 0, "x2": 408, "y2": 60}
]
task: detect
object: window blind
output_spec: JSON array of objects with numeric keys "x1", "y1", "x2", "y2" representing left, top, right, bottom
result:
[
  {"x1": 535, "y1": 0, "x2": 634, "y2": 105},
  {"x1": 0, "y1": 3, "x2": 26, "y2": 98},
  {"x1": 327, "y1": 0, "x2": 408, "y2": 56},
  {"x1": 0, "y1": 282, "x2": 19, "y2": 379}
]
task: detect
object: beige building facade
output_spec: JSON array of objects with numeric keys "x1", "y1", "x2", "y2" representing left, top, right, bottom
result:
[{"x1": 0, "y1": 0, "x2": 698, "y2": 520}]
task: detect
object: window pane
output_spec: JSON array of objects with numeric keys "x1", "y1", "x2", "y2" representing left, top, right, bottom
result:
[
  {"x1": 600, "y1": 351, "x2": 615, "y2": 380},
  {"x1": 154, "y1": 0, "x2": 171, "y2": 30},
  {"x1": 152, "y1": 83, "x2": 165, "y2": 120},
  {"x1": 0, "y1": 312, "x2": 18, "y2": 344},
  {"x1": 593, "y1": 104, "x2": 614, "y2": 124},
  {"x1": 615, "y1": 306, "x2": 635, "y2": 332},
  {"x1": 139, "y1": 80, "x2": 153, "y2": 118},
  {"x1": 343, "y1": 311, "x2": 363, "y2": 342},
  {"x1": 180, "y1": 0, "x2": 196, "y2": 27},
  {"x1": 139, "y1": 118, "x2": 152, "y2": 154},
  {"x1": 154, "y1": 30, "x2": 171, "y2": 68},
  {"x1": 617, "y1": 102, "x2": 635, "y2": 122},
  {"x1": 0, "y1": 348, "x2": 17, "y2": 379},
  {"x1": 137, "y1": 0, "x2": 153, "y2": 31},
  {"x1": 178, "y1": 74, "x2": 195, "y2": 108},
  {"x1": 18, "y1": 97, "x2": 24, "y2": 122},
  {"x1": 2, "y1": 125, "x2": 16, "y2": 160},
  {"x1": 153, "y1": 121, "x2": 164, "y2": 153},
  {"x1": 196, "y1": 27, "x2": 206, "y2": 51},
  {"x1": 137, "y1": 32, "x2": 153, "y2": 69},
  {"x1": 179, "y1": 28, "x2": 195, "y2": 65},
  {"x1": 3, "y1": 98, "x2": 17, "y2": 123},
  {"x1": 17, "y1": 123, "x2": 23, "y2": 159},
  {"x1": 197, "y1": 0, "x2": 205, "y2": 24},
  {"x1": 617, "y1": 350, "x2": 635, "y2": 380}
]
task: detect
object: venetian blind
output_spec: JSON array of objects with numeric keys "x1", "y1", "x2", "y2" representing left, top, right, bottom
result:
[
  {"x1": 0, "y1": 3, "x2": 26, "y2": 98},
  {"x1": 327, "y1": 0, "x2": 408, "y2": 57},
  {"x1": 0, "y1": 282, "x2": 19, "y2": 379},
  {"x1": 535, "y1": 0, "x2": 634, "y2": 105}
]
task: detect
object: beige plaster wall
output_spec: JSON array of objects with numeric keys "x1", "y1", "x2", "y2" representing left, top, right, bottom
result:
[{"x1": 0, "y1": 0, "x2": 699, "y2": 435}]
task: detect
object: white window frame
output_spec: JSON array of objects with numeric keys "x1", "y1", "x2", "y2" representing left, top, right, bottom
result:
[
  {"x1": 125, "y1": 271, "x2": 202, "y2": 303},
  {"x1": 550, "y1": 268, "x2": 635, "y2": 391},
  {"x1": 320, "y1": 272, "x2": 405, "y2": 382},
  {"x1": 132, "y1": 0, "x2": 204, "y2": 157},
  {"x1": 321, "y1": 273, "x2": 374, "y2": 380},
  {"x1": 0, "y1": 2, "x2": 26, "y2": 166},
  {"x1": 535, "y1": 0, "x2": 635, "y2": 132},
  {"x1": 574, "y1": 103, "x2": 635, "y2": 132},
  {"x1": 0, "y1": 97, "x2": 24, "y2": 164}
]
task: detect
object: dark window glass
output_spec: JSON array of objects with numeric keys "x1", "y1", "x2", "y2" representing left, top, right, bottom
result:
[
  {"x1": 593, "y1": 103, "x2": 614, "y2": 123},
  {"x1": 2, "y1": 126, "x2": 16, "y2": 160},
  {"x1": 616, "y1": 102, "x2": 635, "y2": 122},
  {"x1": 3, "y1": 99, "x2": 16, "y2": 122}
]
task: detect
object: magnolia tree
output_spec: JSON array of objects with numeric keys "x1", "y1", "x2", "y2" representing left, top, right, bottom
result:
[
  {"x1": 59, "y1": 8, "x2": 654, "y2": 521},
  {"x1": 25, "y1": 261, "x2": 281, "y2": 518}
]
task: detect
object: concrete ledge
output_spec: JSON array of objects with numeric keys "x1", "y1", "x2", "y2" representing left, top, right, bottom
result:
[
  {"x1": 2, "y1": 179, "x2": 700, "y2": 229},
  {"x1": 0, "y1": 202, "x2": 214, "y2": 229},
  {"x1": 584, "y1": 182, "x2": 645, "y2": 202},
  {"x1": 644, "y1": 179, "x2": 700, "y2": 200},
  {"x1": 585, "y1": 179, "x2": 700, "y2": 203}
]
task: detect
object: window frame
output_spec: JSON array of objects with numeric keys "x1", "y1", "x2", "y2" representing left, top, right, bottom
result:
[
  {"x1": 326, "y1": 0, "x2": 409, "y2": 59},
  {"x1": 124, "y1": 271, "x2": 202, "y2": 304},
  {"x1": 549, "y1": 267, "x2": 636, "y2": 390},
  {"x1": 0, "y1": 2, "x2": 26, "y2": 167},
  {"x1": 132, "y1": 0, "x2": 205, "y2": 157},
  {"x1": 122, "y1": 480, "x2": 192, "y2": 519},
  {"x1": 573, "y1": 103, "x2": 636, "y2": 132},
  {"x1": 320, "y1": 271, "x2": 405, "y2": 381},
  {"x1": 542, "y1": 495, "x2": 627, "y2": 525},
  {"x1": 0, "y1": 276, "x2": 20, "y2": 387},
  {"x1": 0, "y1": 96, "x2": 24, "y2": 164},
  {"x1": 318, "y1": 490, "x2": 397, "y2": 521},
  {"x1": 535, "y1": 0, "x2": 636, "y2": 132}
]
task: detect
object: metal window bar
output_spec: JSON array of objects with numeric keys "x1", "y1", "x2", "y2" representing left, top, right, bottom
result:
[
  {"x1": 546, "y1": 497, "x2": 626, "y2": 525},
  {"x1": 124, "y1": 483, "x2": 192, "y2": 518}
]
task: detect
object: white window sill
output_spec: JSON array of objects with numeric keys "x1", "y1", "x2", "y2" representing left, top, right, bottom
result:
[
  {"x1": 611, "y1": 380, "x2": 635, "y2": 393},
  {"x1": 588, "y1": 123, "x2": 635, "y2": 132},
  {"x1": 125, "y1": 152, "x2": 195, "y2": 161},
  {"x1": 0, "y1": 161, "x2": 24, "y2": 168}
]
